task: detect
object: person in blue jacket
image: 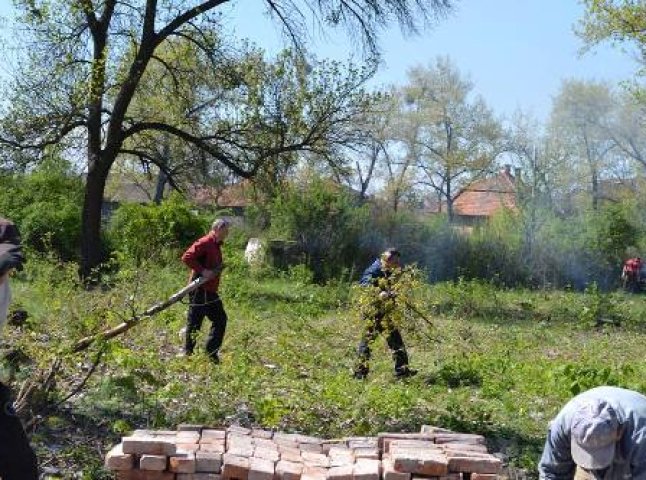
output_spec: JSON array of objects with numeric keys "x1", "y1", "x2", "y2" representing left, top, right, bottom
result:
[
  {"x1": 539, "y1": 386, "x2": 646, "y2": 479},
  {"x1": 353, "y1": 248, "x2": 416, "y2": 380}
]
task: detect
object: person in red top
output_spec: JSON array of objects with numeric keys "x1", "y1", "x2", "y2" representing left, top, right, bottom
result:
[
  {"x1": 622, "y1": 257, "x2": 643, "y2": 293},
  {"x1": 181, "y1": 218, "x2": 230, "y2": 363}
]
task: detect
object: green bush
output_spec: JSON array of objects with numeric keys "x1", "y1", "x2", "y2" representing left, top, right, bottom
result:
[
  {"x1": 268, "y1": 175, "x2": 369, "y2": 282},
  {"x1": 107, "y1": 194, "x2": 209, "y2": 265},
  {"x1": 0, "y1": 159, "x2": 84, "y2": 260}
]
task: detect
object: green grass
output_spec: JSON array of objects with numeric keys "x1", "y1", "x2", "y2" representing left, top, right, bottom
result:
[{"x1": 3, "y1": 254, "x2": 646, "y2": 478}]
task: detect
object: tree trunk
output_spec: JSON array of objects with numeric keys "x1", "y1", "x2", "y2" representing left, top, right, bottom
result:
[
  {"x1": 591, "y1": 169, "x2": 599, "y2": 210},
  {"x1": 80, "y1": 156, "x2": 111, "y2": 279},
  {"x1": 446, "y1": 180, "x2": 454, "y2": 222}
]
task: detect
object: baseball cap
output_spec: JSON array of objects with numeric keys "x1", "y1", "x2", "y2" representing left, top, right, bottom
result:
[{"x1": 570, "y1": 399, "x2": 619, "y2": 469}]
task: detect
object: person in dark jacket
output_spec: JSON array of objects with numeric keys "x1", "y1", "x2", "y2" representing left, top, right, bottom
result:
[
  {"x1": 353, "y1": 248, "x2": 417, "y2": 379},
  {"x1": 0, "y1": 217, "x2": 39, "y2": 479},
  {"x1": 539, "y1": 386, "x2": 646, "y2": 480},
  {"x1": 181, "y1": 218, "x2": 230, "y2": 363}
]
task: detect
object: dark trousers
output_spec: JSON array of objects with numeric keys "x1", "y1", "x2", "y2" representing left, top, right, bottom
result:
[
  {"x1": 0, "y1": 383, "x2": 38, "y2": 480},
  {"x1": 356, "y1": 315, "x2": 409, "y2": 375},
  {"x1": 185, "y1": 290, "x2": 227, "y2": 361}
]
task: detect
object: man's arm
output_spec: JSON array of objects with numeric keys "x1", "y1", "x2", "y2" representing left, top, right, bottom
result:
[
  {"x1": 181, "y1": 238, "x2": 208, "y2": 274},
  {"x1": 629, "y1": 436, "x2": 646, "y2": 480},
  {"x1": 538, "y1": 420, "x2": 576, "y2": 480}
]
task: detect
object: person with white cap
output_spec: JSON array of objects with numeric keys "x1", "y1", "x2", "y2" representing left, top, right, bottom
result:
[{"x1": 539, "y1": 386, "x2": 646, "y2": 479}]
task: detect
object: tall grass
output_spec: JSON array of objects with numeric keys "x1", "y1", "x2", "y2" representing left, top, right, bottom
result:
[{"x1": 3, "y1": 251, "x2": 646, "y2": 478}]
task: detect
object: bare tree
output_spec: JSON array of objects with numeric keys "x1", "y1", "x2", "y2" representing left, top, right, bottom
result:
[
  {"x1": 549, "y1": 79, "x2": 616, "y2": 210},
  {"x1": 401, "y1": 57, "x2": 504, "y2": 221}
]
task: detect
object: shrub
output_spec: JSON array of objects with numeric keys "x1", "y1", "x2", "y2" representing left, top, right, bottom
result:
[
  {"x1": 107, "y1": 194, "x2": 209, "y2": 265},
  {"x1": 268, "y1": 175, "x2": 369, "y2": 282},
  {"x1": 0, "y1": 160, "x2": 84, "y2": 260}
]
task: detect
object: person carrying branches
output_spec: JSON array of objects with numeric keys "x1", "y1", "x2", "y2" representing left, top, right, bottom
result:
[
  {"x1": 181, "y1": 218, "x2": 230, "y2": 364},
  {"x1": 353, "y1": 248, "x2": 417, "y2": 380},
  {"x1": 0, "y1": 216, "x2": 39, "y2": 479}
]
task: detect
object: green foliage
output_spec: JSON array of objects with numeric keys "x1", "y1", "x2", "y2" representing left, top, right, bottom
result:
[
  {"x1": 592, "y1": 203, "x2": 640, "y2": 266},
  {"x1": 578, "y1": 1, "x2": 646, "y2": 98},
  {"x1": 578, "y1": 282, "x2": 623, "y2": 327},
  {"x1": 427, "y1": 357, "x2": 483, "y2": 388},
  {"x1": 0, "y1": 159, "x2": 83, "y2": 259},
  {"x1": 269, "y1": 175, "x2": 369, "y2": 281},
  {"x1": 350, "y1": 264, "x2": 430, "y2": 339},
  {"x1": 107, "y1": 194, "x2": 209, "y2": 265},
  {"x1": 6, "y1": 254, "x2": 646, "y2": 478},
  {"x1": 552, "y1": 363, "x2": 635, "y2": 396}
]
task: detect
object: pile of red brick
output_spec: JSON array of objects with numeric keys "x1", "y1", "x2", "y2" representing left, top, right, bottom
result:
[{"x1": 105, "y1": 424, "x2": 502, "y2": 480}]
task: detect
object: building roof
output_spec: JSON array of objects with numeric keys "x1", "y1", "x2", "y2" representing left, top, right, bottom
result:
[{"x1": 453, "y1": 166, "x2": 518, "y2": 217}]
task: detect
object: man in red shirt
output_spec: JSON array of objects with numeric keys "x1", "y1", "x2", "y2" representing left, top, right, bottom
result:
[
  {"x1": 181, "y1": 218, "x2": 230, "y2": 363},
  {"x1": 622, "y1": 257, "x2": 643, "y2": 293}
]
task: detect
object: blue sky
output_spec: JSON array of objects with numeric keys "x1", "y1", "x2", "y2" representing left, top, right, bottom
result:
[{"x1": 0, "y1": 1, "x2": 639, "y2": 122}]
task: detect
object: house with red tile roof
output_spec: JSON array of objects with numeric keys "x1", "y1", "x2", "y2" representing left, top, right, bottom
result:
[{"x1": 452, "y1": 165, "x2": 520, "y2": 225}]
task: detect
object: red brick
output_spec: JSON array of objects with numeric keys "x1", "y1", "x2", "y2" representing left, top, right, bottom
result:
[
  {"x1": 301, "y1": 465, "x2": 327, "y2": 480},
  {"x1": 275, "y1": 460, "x2": 303, "y2": 480},
  {"x1": 177, "y1": 474, "x2": 223, "y2": 480},
  {"x1": 352, "y1": 447, "x2": 379, "y2": 460},
  {"x1": 105, "y1": 444, "x2": 135, "y2": 471},
  {"x1": 201, "y1": 442, "x2": 226, "y2": 454},
  {"x1": 471, "y1": 474, "x2": 498, "y2": 480},
  {"x1": 328, "y1": 465, "x2": 354, "y2": 480},
  {"x1": 353, "y1": 459, "x2": 380, "y2": 480},
  {"x1": 301, "y1": 451, "x2": 329, "y2": 467},
  {"x1": 381, "y1": 459, "x2": 410, "y2": 480},
  {"x1": 227, "y1": 426, "x2": 252, "y2": 436},
  {"x1": 248, "y1": 456, "x2": 276, "y2": 480},
  {"x1": 140, "y1": 454, "x2": 168, "y2": 471},
  {"x1": 222, "y1": 453, "x2": 250, "y2": 480},
  {"x1": 196, "y1": 451, "x2": 222, "y2": 473},
  {"x1": 390, "y1": 450, "x2": 448, "y2": 476},
  {"x1": 178, "y1": 443, "x2": 200, "y2": 453},
  {"x1": 447, "y1": 456, "x2": 501, "y2": 474},
  {"x1": 252, "y1": 428, "x2": 274, "y2": 439},
  {"x1": 377, "y1": 434, "x2": 435, "y2": 451},
  {"x1": 201, "y1": 429, "x2": 226, "y2": 442},
  {"x1": 178, "y1": 431, "x2": 202, "y2": 444},
  {"x1": 170, "y1": 453, "x2": 197, "y2": 473},
  {"x1": 116, "y1": 471, "x2": 176, "y2": 480},
  {"x1": 419, "y1": 425, "x2": 455, "y2": 434},
  {"x1": 433, "y1": 434, "x2": 485, "y2": 446},
  {"x1": 346, "y1": 438, "x2": 378, "y2": 450},
  {"x1": 254, "y1": 447, "x2": 280, "y2": 463},
  {"x1": 122, "y1": 436, "x2": 176, "y2": 456},
  {"x1": 440, "y1": 444, "x2": 489, "y2": 454},
  {"x1": 178, "y1": 423, "x2": 205, "y2": 432}
]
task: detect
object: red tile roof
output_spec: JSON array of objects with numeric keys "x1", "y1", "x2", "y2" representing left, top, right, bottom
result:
[{"x1": 453, "y1": 168, "x2": 518, "y2": 217}]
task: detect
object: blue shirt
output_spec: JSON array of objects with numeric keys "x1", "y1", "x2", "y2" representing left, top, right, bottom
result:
[
  {"x1": 359, "y1": 259, "x2": 387, "y2": 287},
  {"x1": 539, "y1": 386, "x2": 646, "y2": 479}
]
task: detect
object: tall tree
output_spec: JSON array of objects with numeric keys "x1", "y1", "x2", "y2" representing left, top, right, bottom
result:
[
  {"x1": 401, "y1": 57, "x2": 504, "y2": 221},
  {"x1": 549, "y1": 79, "x2": 616, "y2": 210},
  {"x1": 0, "y1": 0, "x2": 454, "y2": 277},
  {"x1": 608, "y1": 92, "x2": 646, "y2": 174},
  {"x1": 578, "y1": 0, "x2": 646, "y2": 100}
]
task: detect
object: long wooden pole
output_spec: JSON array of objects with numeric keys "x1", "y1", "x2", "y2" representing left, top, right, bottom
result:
[{"x1": 72, "y1": 269, "x2": 220, "y2": 353}]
